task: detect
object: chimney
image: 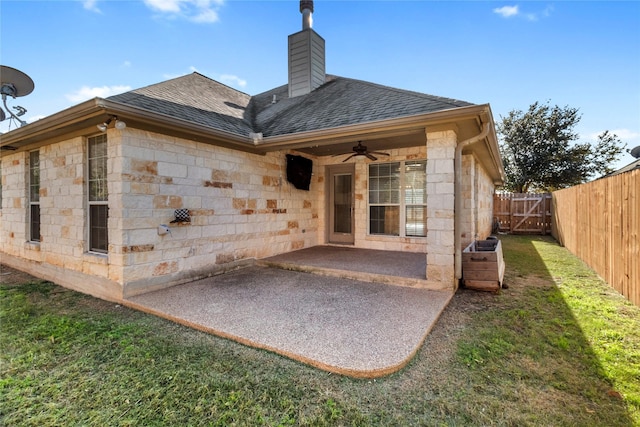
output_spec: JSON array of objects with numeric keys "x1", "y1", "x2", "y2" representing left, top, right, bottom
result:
[{"x1": 288, "y1": 0, "x2": 326, "y2": 98}]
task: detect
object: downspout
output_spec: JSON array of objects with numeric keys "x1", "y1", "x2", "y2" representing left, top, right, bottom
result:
[{"x1": 454, "y1": 121, "x2": 490, "y2": 283}]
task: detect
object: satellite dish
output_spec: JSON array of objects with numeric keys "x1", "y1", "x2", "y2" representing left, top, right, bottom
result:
[
  {"x1": 0, "y1": 66, "x2": 35, "y2": 98},
  {"x1": 0, "y1": 65, "x2": 34, "y2": 128},
  {"x1": 631, "y1": 146, "x2": 640, "y2": 159}
]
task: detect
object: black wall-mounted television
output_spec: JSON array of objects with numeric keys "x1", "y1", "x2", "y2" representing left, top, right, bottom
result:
[{"x1": 286, "y1": 154, "x2": 313, "y2": 191}]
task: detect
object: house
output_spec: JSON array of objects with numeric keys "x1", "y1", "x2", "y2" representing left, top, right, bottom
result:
[
  {"x1": 605, "y1": 158, "x2": 640, "y2": 177},
  {"x1": 0, "y1": 1, "x2": 505, "y2": 301}
]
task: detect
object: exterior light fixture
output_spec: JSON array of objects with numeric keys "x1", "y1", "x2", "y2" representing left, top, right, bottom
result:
[
  {"x1": 97, "y1": 115, "x2": 126, "y2": 132},
  {"x1": 97, "y1": 117, "x2": 112, "y2": 132}
]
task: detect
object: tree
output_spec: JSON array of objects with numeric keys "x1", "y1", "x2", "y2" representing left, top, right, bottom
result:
[{"x1": 497, "y1": 102, "x2": 626, "y2": 193}]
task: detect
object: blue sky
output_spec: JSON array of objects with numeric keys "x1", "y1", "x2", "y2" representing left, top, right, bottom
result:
[{"x1": 2, "y1": 0, "x2": 639, "y2": 169}]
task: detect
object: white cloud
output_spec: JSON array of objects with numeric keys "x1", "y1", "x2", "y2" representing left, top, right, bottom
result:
[
  {"x1": 121, "y1": 61, "x2": 132, "y2": 68},
  {"x1": 589, "y1": 129, "x2": 640, "y2": 144},
  {"x1": 66, "y1": 85, "x2": 131, "y2": 103},
  {"x1": 613, "y1": 129, "x2": 640, "y2": 142},
  {"x1": 82, "y1": 0, "x2": 101, "y2": 13},
  {"x1": 494, "y1": 4, "x2": 554, "y2": 21},
  {"x1": 144, "y1": 0, "x2": 182, "y2": 13},
  {"x1": 493, "y1": 5, "x2": 519, "y2": 18},
  {"x1": 143, "y1": 0, "x2": 224, "y2": 23},
  {"x1": 219, "y1": 74, "x2": 247, "y2": 88},
  {"x1": 542, "y1": 5, "x2": 555, "y2": 18}
]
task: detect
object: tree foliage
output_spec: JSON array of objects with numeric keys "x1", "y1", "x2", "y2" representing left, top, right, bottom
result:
[{"x1": 497, "y1": 102, "x2": 626, "y2": 193}]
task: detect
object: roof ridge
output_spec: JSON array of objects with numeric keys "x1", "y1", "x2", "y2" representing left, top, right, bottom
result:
[
  {"x1": 190, "y1": 72, "x2": 252, "y2": 97},
  {"x1": 328, "y1": 74, "x2": 473, "y2": 108},
  {"x1": 107, "y1": 72, "x2": 251, "y2": 100}
]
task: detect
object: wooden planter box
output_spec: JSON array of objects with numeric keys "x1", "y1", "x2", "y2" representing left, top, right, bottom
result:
[{"x1": 462, "y1": 239, "x2": 505, "y2": 292}]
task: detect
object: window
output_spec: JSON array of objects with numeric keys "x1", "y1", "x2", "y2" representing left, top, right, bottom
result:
[
  {"x1": 368, "y1": 160, "x2": 427, "y2": 237},
  {"x1": 88, "y1": 134, "x2": 108, "y2": 253},
  {"x1": 29, "y1": 151, "x2": 40, "y2": 242}
]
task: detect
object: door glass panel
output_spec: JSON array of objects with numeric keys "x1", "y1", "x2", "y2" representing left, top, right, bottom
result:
[{"x1": 333, "y1": 174, "x2": 352, "y2": 234}]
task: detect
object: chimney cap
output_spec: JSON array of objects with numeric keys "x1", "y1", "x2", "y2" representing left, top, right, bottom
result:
[{"x1": 300, "y1": 1, "x2": 314, "y2": 13}]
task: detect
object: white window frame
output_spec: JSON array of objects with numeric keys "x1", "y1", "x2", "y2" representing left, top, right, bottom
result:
[
  {"x1": 29, "y1": 150, "x2": 40, "y2": 242},
  {"x1": 87, "y1": 134, "x2": 108, "y2": 254},
  {"x1": 0, "y1": 160, "x2": 3, "y2": 210},
  {"x1": 368, "y1": 160, "x2": 427, "y2": 238}
]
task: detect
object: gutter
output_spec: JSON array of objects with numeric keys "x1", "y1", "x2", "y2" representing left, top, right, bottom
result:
[
  {"x1": 255, "y1": 104, "x2": 492, "y2": 151},
  {"x1": 454, "y1": 120, "x2": 491, "y2": 282},
  {"x1": 0, "y1": 98, "x2": 257, "y2": 152}
]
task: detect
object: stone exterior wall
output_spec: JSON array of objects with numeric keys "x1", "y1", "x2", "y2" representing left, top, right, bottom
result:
[
  {"x1": 424, "y1": 130, "x2": 457, "y2": 286},
  {"x1": 460, "y1": 153, "x2": 496, "y2": 249},
  {"x1": 113, "y1": 129, "x2": 323, "y2": 295},
  {"x1": 317, "y1": 145, "x2": 429, "y2": 253},
  {"x1": 0, "y1": 127, "x2": 468, "y2": 297},
  {"x1": 475, "y1": 157, "x2": 495, "y2": 238},
  {"x1": 0, "y1": 138, "x2": 122, "y2": 300}
]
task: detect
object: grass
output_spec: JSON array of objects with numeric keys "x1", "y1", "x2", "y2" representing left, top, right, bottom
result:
[{"x1": 1, "y1": 235, "x2": 639, "y2": 426}]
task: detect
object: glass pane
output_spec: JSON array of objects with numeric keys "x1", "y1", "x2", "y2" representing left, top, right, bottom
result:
[
  {"x1": 333, "y1": 174, "x2": 351, "y2": 234},
  {"x1": 30, "y1": 204, "x2": 40, "y2": 242},
  {"x1": 29, "y1": 151, "x2": 40, "y2": 202},
  {"x1": 90, "y1": 204, "x2": 109, "y2": 253},
  {"x1": 369, "y1": 162, "x2": 400, "y2": 206},
  {"x1": 89, "y1": 134, "x2": 107, "y2": 158},
  {"x1": 369, "y1": 206, "x2": 399, "y2": 236},
  {"x1": 406, "y1": 206, "x2": 427, "y2": 237},
  {"x1": 405, "y1": 161, "x2": 426, "y2": 205},
  {"x1": 89, "y1": 135, "x2": 108, "y2": 202},
  {"x1": 369, "y1": 190, "x2": 378, "y2": 204}
]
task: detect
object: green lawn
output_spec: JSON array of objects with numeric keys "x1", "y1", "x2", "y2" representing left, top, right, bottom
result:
[{"x1": 1, "y1": 235, "x2": 639, "y2": 426}]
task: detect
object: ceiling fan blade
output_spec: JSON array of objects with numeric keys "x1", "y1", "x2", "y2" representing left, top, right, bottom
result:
[
  {"x1": 365, "y1": 153, "x2": 378, "y2": 161},
  {"x1": 342, "y1": 154, "x2": 357, "y2": 162},
  {"x1": 370, "y1": 151, "x2": 390, "y2": 157},
  {"x1": 332, "y1": 152, "x2": 352, "y2": 157}
]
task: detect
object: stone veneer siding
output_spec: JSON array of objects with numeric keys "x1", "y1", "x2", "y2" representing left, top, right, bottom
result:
[
  {"x1": 424, "y1": 131, "x2": 457, "y2": 285},
  {"x1": 0, "y1": 127, "x2": 477, "y2": 298},
  {"x1": 460, "y1": 153, "x2": 496, "y2": 248}
]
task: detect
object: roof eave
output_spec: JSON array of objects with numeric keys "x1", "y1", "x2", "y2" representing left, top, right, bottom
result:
[
  {"x1": 256, "y1": 103, "x2": 505, "y2": 184},
  {"x1": 0, "y1": 98, "x2": 258, "y2": 153},
  {"x1": 256, "y1": 105, "x2": 483, "y2": 149},
  {"x1": 0, "y1": 98, "x2": 105, "y2": 150},
  {"x1": 98, "y1": 99, "x2": 258, "y2": 152}
]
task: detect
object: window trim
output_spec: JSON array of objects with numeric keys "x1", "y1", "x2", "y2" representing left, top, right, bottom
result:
[
  {"x1": 87, "y1": 134, "x2": 108, "y2": 254},
  {"x1": 0, "y1": 159, "x2": 3, "y2": 210},
  {"x1": 29, "y1": 150, "x2": 40, "y2": 242},
  {"x1": 368, "y1": 160, "x2": 427, "y2": 238}
]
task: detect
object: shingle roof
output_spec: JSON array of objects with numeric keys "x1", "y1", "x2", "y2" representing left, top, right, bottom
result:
[
  {"x1": 107, "y1": 72, "x2": 474, "y2": 139},
  {"x1": 108, "y1": 73, "x2": 254, "y2": 136},
  {"x1": 606, "y1": 158, "x2": 640, "y2": 177}
]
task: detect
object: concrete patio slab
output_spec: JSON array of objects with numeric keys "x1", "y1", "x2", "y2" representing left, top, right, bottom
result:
[
  {"x1": 259, "y1": 246, "x2": 449, "y2": 290},
  {"x1": 125, "y1": 266, "x2": 453, "y2": 378}
]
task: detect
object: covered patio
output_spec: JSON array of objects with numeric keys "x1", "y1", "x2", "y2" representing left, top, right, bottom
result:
[
  {"x1": 124, "y1": 247, "x2": 453, "y2": 378},
  {"x1": 259, "y1": 245, "x2": 430, "y2": 287}
]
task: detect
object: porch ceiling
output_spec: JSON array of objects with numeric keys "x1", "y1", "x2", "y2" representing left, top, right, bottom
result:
[{"x1": 292, "y1": 130, "x2": 426, "y2": 157}]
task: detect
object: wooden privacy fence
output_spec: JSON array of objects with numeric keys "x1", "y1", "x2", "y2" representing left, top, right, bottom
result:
[
  {"x1": 552, "y1": 169, "x2": 639, "y2": 307},
  {"x1": 494, "y1": 193, "x2": 553, "y2": 234}
]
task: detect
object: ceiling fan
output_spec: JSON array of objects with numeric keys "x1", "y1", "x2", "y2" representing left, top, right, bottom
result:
[{"x1": 334, "y1": 141, "x2": 390, "y2": 162}]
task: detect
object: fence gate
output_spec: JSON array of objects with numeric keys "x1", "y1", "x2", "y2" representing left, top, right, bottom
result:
[{"x1": 493, "y1": 193, "x2": 552, "y2": 234}]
